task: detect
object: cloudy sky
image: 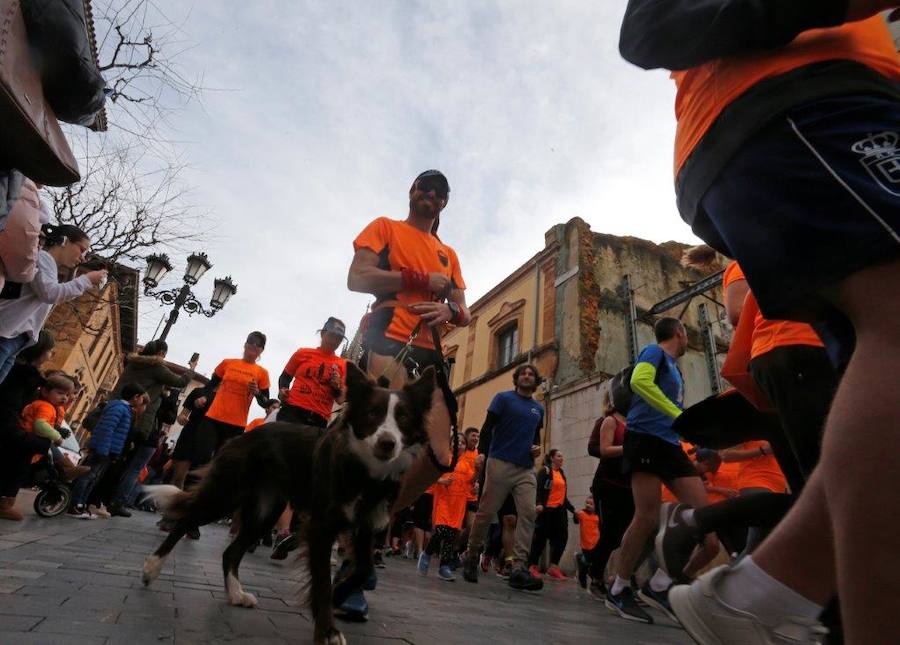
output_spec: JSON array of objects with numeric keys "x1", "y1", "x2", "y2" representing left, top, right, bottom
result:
[{"x1": 112, "y1": 1, "x2": 696, "y2": 411}]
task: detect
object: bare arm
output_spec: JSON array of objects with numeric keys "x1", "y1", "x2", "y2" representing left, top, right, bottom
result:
[
  {"x1": 724, "y1": 279, "x2": 750, "y2": 327},
  {"x1": 599, "y1": 416, "x2": 624, "y2": 459},
  {"x1": 347, "y1": 248, "x2": 403, "y2": 295},
  {"x1": 721, "y1": 442, "x2": 771, "y2": 462}
]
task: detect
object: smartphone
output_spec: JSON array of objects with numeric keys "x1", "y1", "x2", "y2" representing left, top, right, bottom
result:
[{"x1": 190, "y1": 352, "x2": 200, "y2": 364}]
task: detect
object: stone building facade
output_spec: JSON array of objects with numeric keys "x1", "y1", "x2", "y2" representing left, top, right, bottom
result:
[{"x1": 442, "y1": 217, "x2": 728, "y2": 569}]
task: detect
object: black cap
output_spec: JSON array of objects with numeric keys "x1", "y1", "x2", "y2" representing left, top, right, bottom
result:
[
  {"x1": 415, "y1": 169, "x2": 449, "y2": 192},
  {"x1": 319, "y1": 317, "x2": 346, "y2": 339}
]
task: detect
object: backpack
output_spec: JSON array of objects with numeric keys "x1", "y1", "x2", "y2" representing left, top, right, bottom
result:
[{"x1": 608, "y1": 352, "x2": 669, "y2": 413}]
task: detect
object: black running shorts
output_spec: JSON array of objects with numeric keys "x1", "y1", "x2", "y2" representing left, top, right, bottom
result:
[{"x1": 622, "y1": 431, "x2": 698, "y2": 482}]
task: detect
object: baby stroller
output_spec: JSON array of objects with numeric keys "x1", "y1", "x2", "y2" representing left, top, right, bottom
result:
[{"x1": 26, "y1": 449, "x2": 72, "y2": 518}]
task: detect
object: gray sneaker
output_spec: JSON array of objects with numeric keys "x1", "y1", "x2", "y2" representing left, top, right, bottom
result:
[{"x1": 669, "y1": 566, "x2": 829, "y2": 644}]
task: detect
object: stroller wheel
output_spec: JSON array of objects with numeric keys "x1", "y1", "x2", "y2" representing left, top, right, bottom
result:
[{"x1": 34, "y1": 485, "x2": 72, "y2": 517}]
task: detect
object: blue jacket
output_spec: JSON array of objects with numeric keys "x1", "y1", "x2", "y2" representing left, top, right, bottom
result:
[{"x1": 88, "y1": 399, "x2": 133, "y2": 456}]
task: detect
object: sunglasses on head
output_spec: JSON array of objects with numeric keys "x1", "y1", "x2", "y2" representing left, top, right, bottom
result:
[{"x1": 416, "y1": 176, "x2": 449, "y2": 199}]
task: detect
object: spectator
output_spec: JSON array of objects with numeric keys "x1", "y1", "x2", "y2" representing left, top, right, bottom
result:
[
  {"x1": 68, "y1": 384, "x2": 147, "y2": 520},
  {"x1": 530, "y1": 449, "x2": 575, "y2": 580},
  {"x1": 246, "y1": 399, "x2": 279, "y2": 432},
  {"x1": 0, "y1": 331, "x2": 55, "y2": 521},
  {"x1": 0, "y1": 223, "x2": 106, "y2": 383},
  {"x1": 105, "y1": 341, "x2": 196, "y2": 518}
]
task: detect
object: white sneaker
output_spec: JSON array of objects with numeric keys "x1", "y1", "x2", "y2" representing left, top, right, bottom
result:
[{"x1": 669, "y1": 566, "x2": 828, "y2": 645}]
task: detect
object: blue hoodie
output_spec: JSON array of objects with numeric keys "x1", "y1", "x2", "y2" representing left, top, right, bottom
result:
[{"x1": 88, "y1": 399, "x2": 133, "y2": 456}]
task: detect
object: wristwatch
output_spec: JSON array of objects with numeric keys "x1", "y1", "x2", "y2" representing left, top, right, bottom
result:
[{"x1": 447, "y1": 301, "x2": 461, "y2": 324}]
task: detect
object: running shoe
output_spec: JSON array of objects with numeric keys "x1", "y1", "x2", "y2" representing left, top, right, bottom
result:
[
  {"x1": 270, "y1": 532, "x2": 298, "y2": 560},
  {"x1": 373, "y1": 550, "x2": 386, "y2": 569},
  {"x1": 438, "y1": 565, "x2": 455, "y2": 581},
  {"x1": 496, "y1": 561, "x2": 512, "y2": 580},
  {"x1": 588, "y1": 580, "x2": 607, "y2": 601},
  {"x1": 403, "y1": 541, "x2": 415, "y2": 559},
  {"x1": 546, "y1": 565, "x2": 567, "y2": 580},
  {"x1": 669, "y1": 566, "x2": 829, "y2": 645},
  {"x1": 107, "y1": 503, "x2": 131, "y2": 518},
  {"x1": 638, "y1": 582, "x2": 677, "y2": 623},
  {"x1": 575, "y1": 554, "x2": 588, "y2": 589},
  {"x1": 656, "y1": 502, "x2": 701, "y2": 582},
  {"x1": 417, "y1": 552, "x2": 431, "y2": 576},
  {"x1": 508, "y1": 566, "x2": 544, "y2": 591},
  {"x1": 186, "y1": 526, "x2": 200, "y2": 540},
  {"x1": 88, "y1": 504, "x2": 111, "y2": 518},
  {"x1": 528, "y1": 564, "x2": 543, "y2": 579},
  {"x1": 480, "y1": 553, "x2": 492, "y2": 573},
  {"x1": 462, "y1": 552, "x2": 479, "y2": 583},
  {"x1": 605, "y1": 586, "x2": 653, "y2": 624}
]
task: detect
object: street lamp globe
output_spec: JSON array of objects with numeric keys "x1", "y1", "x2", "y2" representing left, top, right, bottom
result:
[
  {"x1": 143, "y1": 253, "x2": 173, "y2": 289},
  {"x1": 184, "y1": 252, "x2": 213, "y2": 286},
  {"x1": 210, "y1": 276, "x2": 237, "y2": 310}
]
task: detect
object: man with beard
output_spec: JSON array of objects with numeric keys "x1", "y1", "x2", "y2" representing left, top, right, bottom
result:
[
  {"x1": 461, "y1": 364, "x2": 544, "y2": 592},
  {"x1": 346, "y1": 169, "x2": 471, "y2": 618}
]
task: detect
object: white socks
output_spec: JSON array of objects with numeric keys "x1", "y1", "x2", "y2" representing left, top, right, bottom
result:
[
  {"x1": 649, "y1": 568, "x2": 673, "y2": 592},
  {"x1": 610, "y1": 575, "x2": 629, "y2": 596},
  {"x1": 717, "y1": 556, "x2": 823, "y2": 623}
]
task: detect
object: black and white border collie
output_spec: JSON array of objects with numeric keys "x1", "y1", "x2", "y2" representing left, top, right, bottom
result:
[{"x1": 142, "y1": 362, "x2": 436, "y2": 644}]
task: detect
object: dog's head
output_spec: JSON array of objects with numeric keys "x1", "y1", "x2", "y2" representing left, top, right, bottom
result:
[{"x1": 343, "y1": 362, "x2": 435, "y2": 473}]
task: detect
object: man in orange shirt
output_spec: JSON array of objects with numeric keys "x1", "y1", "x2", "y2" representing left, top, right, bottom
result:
[{"x1": 620, "y1": 2, "x2": 900, "y2": 641}]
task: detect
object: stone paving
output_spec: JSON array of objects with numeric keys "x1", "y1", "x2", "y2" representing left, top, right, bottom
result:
[{"x1": 0, "y1": 491, "x2": 690, "y2": 644}]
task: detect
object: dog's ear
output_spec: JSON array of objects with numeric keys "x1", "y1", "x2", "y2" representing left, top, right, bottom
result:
[
  {"x1": 345, "y1": 361, "x2": 374, "y2": 395},
  {"x1": 403, "y1": 365, "x2": 436, "y2": 408}
]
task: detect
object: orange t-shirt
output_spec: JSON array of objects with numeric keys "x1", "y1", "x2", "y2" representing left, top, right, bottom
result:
[
  {"x1": 432, "y1": 446, "x2": 476, "y2": 530},
  {"x1": 353, "y1": 217, "x2": 466, "y2": 350},
  {"x1": 245, "y1": 417, "x2": 266, "y2": 433},
  {"x1": 20, "y1": 399, "x2": 60, "y2": 433},
  {"x1": 546, "y1": 468, "x2": 566, "y2": 508},
  {"x1": 283, "y1": 347, "x2": 347, "y2": 420},
  {"x1": 460, "y1": 449, "x2": 478, "y2": 502},
  {"x1": 205, "y1": 359, "x2": 271, "y2": 427},
  {"x1": 737, "y1": 441, "x2": 787, "y2": 493},
  {"x1": 672, "y1": 17, "x2": 900, "y2": 175},
  {"x1": 705, "y1": 461, "x2": 742, "y2": 504},
  {"x1": 575, "y1": 510, "x2": 600, "y2": 551},
  {"x1": 725, "y1": 262, "x2": 824, "y2": 359}
]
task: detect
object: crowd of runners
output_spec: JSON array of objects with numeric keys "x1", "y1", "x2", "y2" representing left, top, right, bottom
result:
[{"x1": 1, "y1": 3, "x2": 899, "y2": 644}]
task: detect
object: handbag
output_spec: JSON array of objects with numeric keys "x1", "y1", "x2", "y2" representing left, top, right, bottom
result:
[
  {"x1": 0, "y1": 0, "x2": 80, "y2": 185},
  {"x1": 720, "y1": 290, "x2": 773, "y2": 412}
]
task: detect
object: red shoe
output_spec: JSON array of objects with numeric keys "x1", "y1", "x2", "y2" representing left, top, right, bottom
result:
[
  {"x1": 547, "y1": 565, "x2": 567, "y2": 580},
  {"x1": 528, "y1": 565, "x2": 543, "y2": 579}
]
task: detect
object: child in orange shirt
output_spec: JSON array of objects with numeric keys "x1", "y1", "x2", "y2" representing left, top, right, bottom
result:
[
  {"x1": 18, "y1": 373, "x2": 87, "y2": 481},
  {"x1": 574, "y1": 496, "x2": 601, "y2": 589}
]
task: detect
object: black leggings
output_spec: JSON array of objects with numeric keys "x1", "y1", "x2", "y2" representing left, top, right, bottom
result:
[
  {"x1": 529, "y1": 505, "x2": 568, "y2": 566},
  {"x1": 425, "y1": 525, "x2": 459, "y2": 567},
  {"x1": 590, "y1": 477, "x2": 634, "y2": 580}
]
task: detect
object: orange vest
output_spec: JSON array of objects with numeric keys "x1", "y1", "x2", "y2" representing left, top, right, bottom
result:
[{"x1": 673, "y1": 17, "x2": 900, "y2": 175}]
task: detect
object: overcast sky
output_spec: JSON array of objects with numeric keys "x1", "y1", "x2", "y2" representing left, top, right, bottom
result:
[{"x1": 121, "y1": 1, "x2": 697, "y2": 412}]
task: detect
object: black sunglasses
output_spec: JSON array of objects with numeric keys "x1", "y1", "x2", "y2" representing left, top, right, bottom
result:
[{"x1": 416, "y1": 176, "x2": 449, "y2": 199}]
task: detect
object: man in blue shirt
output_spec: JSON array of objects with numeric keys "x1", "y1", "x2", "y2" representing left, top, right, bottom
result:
[
  {"x1": 606, "y1": 318, "x2": 719, "y2": 624},
  {"x1": 462, "y1": 364, "x2": 544, "y2": 591}
]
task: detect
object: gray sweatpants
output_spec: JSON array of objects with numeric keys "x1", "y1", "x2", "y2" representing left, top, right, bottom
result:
[{"x1": 467, "y1": 457, "x2": 537, "y2": 567}]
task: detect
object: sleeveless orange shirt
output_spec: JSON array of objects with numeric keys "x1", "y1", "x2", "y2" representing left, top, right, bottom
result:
[{"x1": 672, "y1": 17, "x2": 900, "y2": 175}]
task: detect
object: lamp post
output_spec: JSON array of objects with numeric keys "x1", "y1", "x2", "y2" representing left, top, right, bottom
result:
[{"x1": 143, "y1": 252, "x2": 238, "y2": 341}]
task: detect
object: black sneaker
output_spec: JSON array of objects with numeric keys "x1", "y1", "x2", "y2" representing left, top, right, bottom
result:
[
  {"x1": 508, "y1": 566, "x2": 543, "y2": 591},
  {"x1": 107, "y1": 503, "x2": 132, "y2": 518},
  {"x1": 655, "y1": 503, "x2": 701, "y2": 582},
  {"x1": 373, "y1": 550, "x2": 386, "y2": 569},
  {"x1": 576, "y1": 554, "x2": 588, "y2": 589},
  {"x1": 462, "y1": 553, "x2": 479, "y2": 583},
  {"x1": 605, "y1": 587, "x2": 653, "y2": 624},
  {"x1": 271, "y1": 532, "x2": 298, "y2": 560},
  {"x1": 588, "y1": 580, "x2": 607, "y2": 601},
  {"x1": 637, "y1": 582, "x2": 677, "y2": 622},
  {"x1": 186, "y1": 526, "x2": 201, "y2": 540}
]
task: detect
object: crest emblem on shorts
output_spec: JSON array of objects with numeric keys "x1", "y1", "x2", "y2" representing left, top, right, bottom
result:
[{"x1": 851, "y1": 131, "x2": 900, "y2": 197}]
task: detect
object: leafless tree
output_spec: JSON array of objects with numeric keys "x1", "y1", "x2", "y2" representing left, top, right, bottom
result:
[{"x1": 46, "y1": 0, "x2": 210, "y2": 337}]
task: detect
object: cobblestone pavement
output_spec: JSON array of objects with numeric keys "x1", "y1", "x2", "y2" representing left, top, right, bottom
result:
[{"x1": 0, "y1": 491, "x2": 690, "y2": 644}]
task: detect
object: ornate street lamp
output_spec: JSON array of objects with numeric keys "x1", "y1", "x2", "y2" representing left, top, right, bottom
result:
[{"x1": 143, "y1": 252, "x2": 238, "y2": 341}]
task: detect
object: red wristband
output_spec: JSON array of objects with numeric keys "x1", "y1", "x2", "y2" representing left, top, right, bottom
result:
[{"x1": 401, "y1": 268, "x2": 429, "y2": 292}]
